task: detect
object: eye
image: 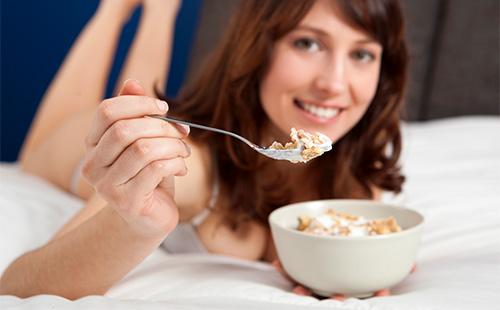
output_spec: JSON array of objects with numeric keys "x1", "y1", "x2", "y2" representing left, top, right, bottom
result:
[
  {"x1": 293, "y1": 38, "x2": 321, "y2": 52},
  {"x1": 351, "y1": 49, "x2": 376, "y2": 63}
]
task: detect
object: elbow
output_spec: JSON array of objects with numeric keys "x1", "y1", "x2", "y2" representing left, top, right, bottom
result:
[
  {"x1": 0, "y1": 270, "x2": 25, "y2": 298},
  {"x1": 0, "y1": 273, "x2": 107, "y2": 300},
  {"x1": 0, "y1": 266, "x2": 40, "y2": 298}
]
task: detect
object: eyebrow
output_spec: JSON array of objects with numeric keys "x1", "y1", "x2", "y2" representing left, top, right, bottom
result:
[{"x1": 294, "y1": 25, "x2": 378, "y2": 44}]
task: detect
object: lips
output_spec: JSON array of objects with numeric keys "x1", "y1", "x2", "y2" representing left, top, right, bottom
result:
[{"x1": 294, "y1": 98, "x2": 342, "y2": 120}]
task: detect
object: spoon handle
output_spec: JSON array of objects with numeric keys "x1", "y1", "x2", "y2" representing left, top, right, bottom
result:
[{"x1": 148, "y1": 115, "x2": 260, "y2": 149}]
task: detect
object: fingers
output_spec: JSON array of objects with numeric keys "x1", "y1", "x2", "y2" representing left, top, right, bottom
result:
[
  {"x1": 272, "y1": 257, "x2": 395, "y2": 300},
  {"x1": 292, "y1": 285, "x2": 312, "y2": 296},
  {"x1": 91, "y1": 117, "x2": 188, "y2": 168},
  {"x1": 86, "y1": 95, "x2": 169, "y2": 148},
  {"x1": 373, "y1": 289, "x2": 391, "y2": 297},
  {"x1": 85, "y1": 135, "x2": 189, "y2": 186},
  {"x1": 410, "y1": 263, "x2": 417, "y2": 274},
  {"x1": 106, "y1": 137, "x2": 190, "y2": 185},
  {"x1": 123, "y1": 157, "x2": 187, "y2": 202},
  {"x1": 330, "y1": 294, "x2": 346, "y2": 301},
  {"x1": 91, "y1": 156, "x2": 187, "y2": 214},
  {"x1": 328, "y1": 288, "x2": 390, "y2": 300},
  {"x1": 273, "y1": 257, "x2": 390, "y2": 300}
]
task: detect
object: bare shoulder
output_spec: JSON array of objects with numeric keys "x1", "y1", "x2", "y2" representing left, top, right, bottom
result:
[{"x1": 175, "y1": 138, "x2": 213, "y2": 221}]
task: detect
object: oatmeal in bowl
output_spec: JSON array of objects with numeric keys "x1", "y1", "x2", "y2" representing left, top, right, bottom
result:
[
  {"x1": 268, "y1": 199, "x2": 424, "y2": 298},
  {"x1": 297, "y1": 209, "x2": 402, "y2": 237}
]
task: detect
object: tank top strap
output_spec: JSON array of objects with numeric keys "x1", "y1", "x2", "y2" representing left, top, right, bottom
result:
[{"x1": 191, "y1": 154, "x2": 219, "y2": 227}]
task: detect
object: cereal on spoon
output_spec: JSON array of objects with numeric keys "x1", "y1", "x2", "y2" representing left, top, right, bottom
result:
[{"x1": 268, "y1": 128, "x2": 332, "y2": 163}]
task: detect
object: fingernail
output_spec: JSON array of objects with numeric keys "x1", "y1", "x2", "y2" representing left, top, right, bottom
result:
[
  {"x1": 156, "y1": 100, "x2": 168, "y2": 112},
  {"x1": 185, "y1": 143, "x2": 191, "y2": 155},
  {"x1": 179, "y1": 124, "x2": 190, "y2": 135},
  {"x1": 124, "y1": 78, "x2": 140, "y2": 85}
]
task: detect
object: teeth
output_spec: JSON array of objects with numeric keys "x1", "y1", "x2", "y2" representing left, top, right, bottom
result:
[{"x1": 297, "y1": 100, "x2": 339, "y2": 119}]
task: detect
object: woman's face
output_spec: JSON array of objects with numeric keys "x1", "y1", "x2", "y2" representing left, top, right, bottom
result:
[{"x1": 260, "y1": 0, "x2": 382, "y2": 143}]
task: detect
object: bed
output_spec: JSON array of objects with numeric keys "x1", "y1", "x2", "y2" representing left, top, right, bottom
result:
[{"x1": 1, "y1": 116, "x2": 499, "y2": 310}]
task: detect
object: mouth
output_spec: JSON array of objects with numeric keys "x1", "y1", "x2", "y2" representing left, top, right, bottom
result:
[{"x1": 293, "y1": 98, "x2": 342, "y2": 121}]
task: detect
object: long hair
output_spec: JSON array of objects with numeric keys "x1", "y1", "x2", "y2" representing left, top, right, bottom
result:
[{"x1": 158, "y1": 0, "x2": 408, "y2": 227}]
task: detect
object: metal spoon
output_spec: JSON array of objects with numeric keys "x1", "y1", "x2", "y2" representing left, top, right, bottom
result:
[{"x1": 149, "y1": 115, "x2": 332, "y2": 163}]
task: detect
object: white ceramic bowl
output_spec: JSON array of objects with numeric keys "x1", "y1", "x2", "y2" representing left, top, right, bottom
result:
[{"x1": 269, "y1": 199, "x2": 424, "y2": 298}]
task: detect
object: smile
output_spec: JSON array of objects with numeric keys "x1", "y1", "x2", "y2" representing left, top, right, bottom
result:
[{"x1": 294, "y1": 98, "x2": 340, "y2": 120}]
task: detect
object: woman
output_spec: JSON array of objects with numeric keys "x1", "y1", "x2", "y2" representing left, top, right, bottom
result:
[{"x1": 0, "y1": 0, "x2": 409, "y2": 300}]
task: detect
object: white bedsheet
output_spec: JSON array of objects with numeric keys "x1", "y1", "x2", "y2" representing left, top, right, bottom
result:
[{"x1": 1, "y1": 116, "x2": 499, "y2": 310}]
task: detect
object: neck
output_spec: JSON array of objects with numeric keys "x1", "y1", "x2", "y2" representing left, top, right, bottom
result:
[
  {"x1": 260, "y1": 121, "x2": 290, "y2": 148},
  {"x1": 259, "y1": 121, "x2": 320, "y2": 200}
]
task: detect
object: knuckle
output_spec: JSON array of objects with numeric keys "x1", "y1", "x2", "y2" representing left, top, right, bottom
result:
[
  {"x1": 159, "y1": 159, "x2": 176, "y2": 175},
  {"x1": 152, "y1": 160, "x2": 165, "y2": 170},
  {"x1": 132, "y1": 139, "x2": 150, "y2": 157},
  {"x1": 112, "y1": 121, "x2": 130, "y2": 143},
  {"x1": 99, "y1": 99, "x2": 115, "y2": 123}
]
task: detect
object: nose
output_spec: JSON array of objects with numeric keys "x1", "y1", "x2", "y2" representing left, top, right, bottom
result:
[{"x1": 313, "y1": 55, "x2": 347, "y2": 96}]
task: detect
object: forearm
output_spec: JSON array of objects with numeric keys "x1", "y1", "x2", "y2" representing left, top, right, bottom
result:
[
  {"x1": 20, "y1": 3, "x2": 132, "y2": 161},
  {"x1": 115, "y1": 2, "x2": 180, "y2": 96},
  {"x1": 0, "y1": 206, "x2": 166, "y2": 299}
]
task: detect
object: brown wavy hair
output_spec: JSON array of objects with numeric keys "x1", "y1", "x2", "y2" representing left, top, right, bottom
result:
[{"x1": 158, "y1": 0, "x2": 408, "y2": 228}]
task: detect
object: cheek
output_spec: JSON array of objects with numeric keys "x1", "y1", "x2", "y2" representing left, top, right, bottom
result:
[
  {"x1": 264, "y1": 57, "x2": 294, "y2": 88},
  {"x1": 260, "y1": 50, "x2": 312, "y2": 108},
  {"x1": 351, "y1": 67, "x2": 380, "y2": 110}
]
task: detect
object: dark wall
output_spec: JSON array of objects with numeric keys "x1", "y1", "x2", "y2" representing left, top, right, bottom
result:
[
  {"x1": 400, "y1": 0, "x2": 500, "y2": 120},
  {"x1": 0, "y1": 0, "x2": 202, "y2": 162}
]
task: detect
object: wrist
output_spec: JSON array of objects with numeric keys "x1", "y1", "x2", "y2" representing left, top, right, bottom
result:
[{"x1": 103, "y1": 205, "x2": 170, "y2": 242}]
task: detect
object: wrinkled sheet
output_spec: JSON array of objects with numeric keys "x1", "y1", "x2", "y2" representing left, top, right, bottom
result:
[{"x1": 1, "y1": 116, "x2": 499, "y2": 310}]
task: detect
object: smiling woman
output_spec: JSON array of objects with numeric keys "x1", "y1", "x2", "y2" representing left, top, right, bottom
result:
[
  {"x1": 260, "y1": 1, "x2": 383, "y2": 142},
  {"x1": 168, "y1": 0, "x2": 408, "y2": 228},
  {"x1": 1, "y1": 0, "x2": 409, "y2": 300}
]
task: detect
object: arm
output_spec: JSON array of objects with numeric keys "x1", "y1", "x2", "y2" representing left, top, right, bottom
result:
[
  {"x1": 19, "y1": 1, "x2": 138, "y2": 185},
  {"x1": 0, "y1": 205, "x2": 165, "y2": 299},
  {"x1": 0, "y1": 81, "x2": 191, "y2": 299},
  {"x1": 115, "y1": 0, "x2": 181, "y2": 96}
]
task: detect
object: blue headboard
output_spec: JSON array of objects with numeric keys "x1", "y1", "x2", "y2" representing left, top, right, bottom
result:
[{"x1": 0, "y1": 0, "x2": 202, "y2": 162}]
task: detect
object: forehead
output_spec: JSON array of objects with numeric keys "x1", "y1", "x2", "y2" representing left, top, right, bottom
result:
[{"x1": 298, "y1": 0, "x2": 372, "y2": 42}]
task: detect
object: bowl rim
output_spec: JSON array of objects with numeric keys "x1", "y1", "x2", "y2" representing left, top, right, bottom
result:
[{"x1": 268, "y1": 199, "x2": 425, "y2": 241}]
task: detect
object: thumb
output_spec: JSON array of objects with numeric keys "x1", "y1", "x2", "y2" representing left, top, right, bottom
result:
[{"x1": 118, "y1": 79, "x2": 146, "y2": 96}]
